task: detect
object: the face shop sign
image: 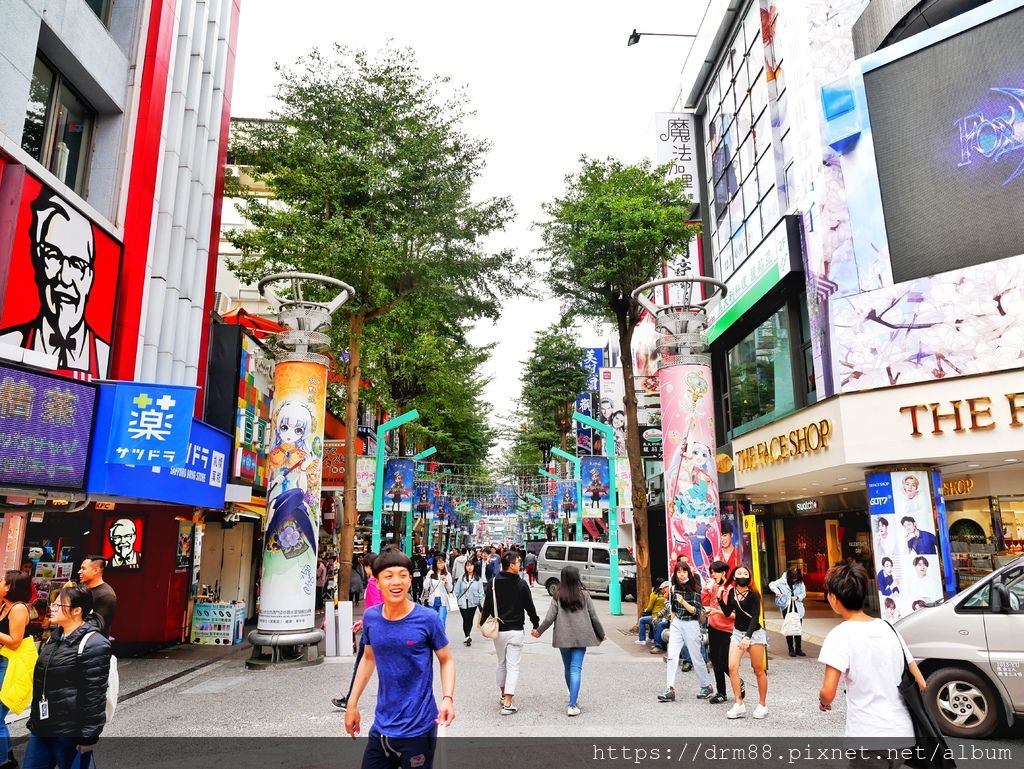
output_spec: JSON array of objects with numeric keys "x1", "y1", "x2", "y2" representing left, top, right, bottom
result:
[{"x1": 795, "y1": 499, "x2": 819, "y2": 513}]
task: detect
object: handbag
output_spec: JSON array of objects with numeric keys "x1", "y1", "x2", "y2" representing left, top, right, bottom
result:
[
  {"x1": 885, "y1": 622, "x2": 956, "y2": 769},
  {"x1": 781, "y1": 597, "x2": 802, "y2": 636},
  {"x1": 478, "y1": 579, "x2": 501, "y2": 640}
]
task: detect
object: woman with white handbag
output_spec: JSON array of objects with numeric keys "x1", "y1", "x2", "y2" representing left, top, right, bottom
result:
[
  {"x1": 422, "y1": 559, "x2": 457, "y2": 627},
  {"x1": 769, "y1": 568, "x2": 806, "y2": 657}
]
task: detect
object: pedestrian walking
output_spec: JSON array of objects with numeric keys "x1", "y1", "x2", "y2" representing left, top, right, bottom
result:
[
  {"x1": 0, "y1": 570, "x2": 32, "y2": 767},
  {"x1": 718, "y1": 565, "x2": 769, "y2": 719},
  {"x1": 452, "y1": 547, "x2": 469, "y2": 582},
  {"x1": 531, "y1": 565, "x2": 606, "y2": 716},
  {"x1": 422, "y1": 558, "x2": 456, "y2": 627},
  {"x1": 818, "y1": 563, "x2": 926, "y2": 752},
  {"x1": 636, "y1": 581, "x2": 669, "y2": 645},
  {"x1": 316, "y1": 557, "x2": 328, "y2": 611},
  {"x1": 658, "y1": 561, "x2": 713, "y2": 702},
  {"x1": 769, "y1": 567, "x2": 806, "y2": 657},
  {"x1": 524, "y1": 550, "x2": 537, "y2": 586},
  {"x1": 331, "y1": 552, "x2": 380, "y2": 709},
  {"x1": 25, "y1": 584, "x2": 111, "y2": 769},
  {"x1": 344, "y1": 549, "x2": 455, "y2": 769},
  {"x1": 454, "y1": 559, "x2": 485, "y2": 646},
  {"x1": 349, "y1": 556, "x2": 364, "y2": 605},
  {"x1": 484, "y1": 547, "x2": 501, "y2": 583},
  {"x1": 701, "y1": 560, "x2": 744, "y2": 704},
  {"x1": 479, "y1": 551, "x2": 540, "y2": 715},
  {"x1": 77, "y1": 556, "x2": 116, "y2": 639},
  {"x1": 411, "y1": 549, "x2": 429, "y2": 603}
]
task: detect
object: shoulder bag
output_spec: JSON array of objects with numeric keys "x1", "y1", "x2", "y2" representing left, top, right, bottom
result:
[
  {"x1": 781, "y1": 596, "x2": 802, "y2": 636},
  {"x1": 884, "y1": 622, "x2": 956, "y2": 769},
  {"x1": 478, "y1": 579, "x2": 501, "y2": 640}
]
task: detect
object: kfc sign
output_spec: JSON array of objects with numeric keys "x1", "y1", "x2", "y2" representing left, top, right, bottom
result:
[{"x1": 0, "y1": 168, "x2": 123, "y2": 380}]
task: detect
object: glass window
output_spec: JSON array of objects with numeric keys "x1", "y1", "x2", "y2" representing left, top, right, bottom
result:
[
  {"x1": 85, "y1": 1, "x2": 113, "y2": 24},
  {"x1": 592, "y1": 548, "x2": 609, "y2": 565},
  {"x1": 742, "y1": 172, "x2": 759, "y2": 220},
  {"x1": 727, "y1": 306, "x2": 797, "y2": 433},
  {"x1": 735, "y1": 94, "x2": 752, "y2": 143},
  {"x1": 545, "y1": 546, "x2": 566, "y2": 561},
  {"x1": 568, "y1": 546, "x2": 589, "y2": 563},
  {"x1": 746, "y1": 204, "x2": 763, "y2": 250},
  {"x1": 732, "y1": 222, "x2": 749, "y2": 268},
  {"x1": 708, "y1": 78, "x2": 721, "y2": 113},
  {"x1": 753, "y1": 110, "x2": 772, "y2": 159},
  {"x1": 757, "y1": 153, "x2": 776, "y2": 197},
  {"x1": 761, "y1": 183, "x2": 780, "y2": 225},
  {"x1": 744, "y1": 4, "x2": 763, "y2": 52},
  {"x1": 750, "y1": 70, "x2": 768, "y2": 118},
  {"x1": 619, "y1": 548, "x2": 636, "y2": 565},
  {"x1": 721, "y1": 236, "x2": 734, "y2": 276},
  {"x1": 20, "y1": 55, "x2": 95, "y2": 194}
]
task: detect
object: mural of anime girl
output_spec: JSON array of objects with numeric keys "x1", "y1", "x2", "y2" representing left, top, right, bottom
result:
[
  {"x1": 387, "y1": 473, "x2": 408, "y2": 513},
  {"x1": 584, "y1": 467, "x2": 606, "y2": 511},
  {"x1": 266, "y1": 487, "x2": 316, "y2": 560},
  {"x1": 662, "y1": 367, "x2": 721, "y2": 578},
  {"x1": 266, "y1": 401, "x2": 317, "y2": 496}
]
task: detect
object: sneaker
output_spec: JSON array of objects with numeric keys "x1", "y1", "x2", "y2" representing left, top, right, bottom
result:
[
  {"x1": 500, "y1": 704, "x2": 519, "y2": 715},
  {"x1": 649, "y1": 647, "x2": 663, "y2": 655},
  {"x1": 657, "y1": 688, "x2": 676, "y2": 702},
  {"x1": 567, "y1": 705, "x2": 581, "y2": 717},
  {"x1": 726, "y1": 703, "x2": 747, "y2": 719},
  {"x1": 753, "y1": 704, "x2": 768, "y2": 719},
  {"x1": 696, "y1": 686, "x2": 714, "y2": 699},
  {"x1": 464, "y1": 637, "x2": 471, "y2": 646},
  {"x1": 634, "y1": 639, "x2": 647, "y2": 645},
  {"x1": 680, "y1": 661, "x2": 693, "y2": 672},
  {"x1": 708, "y1": 693, "x2": 728, "y2": 704},
  {"x1": 331, "y1": 696, "x2": 348, "y2": 709}
]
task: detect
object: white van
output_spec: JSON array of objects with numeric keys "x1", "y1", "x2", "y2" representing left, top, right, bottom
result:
[{"x1": 536, "y1": 541, "x2": 637, "y2": 600}]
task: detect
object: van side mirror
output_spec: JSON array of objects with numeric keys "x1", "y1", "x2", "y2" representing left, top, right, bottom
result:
[{"x1": 992, "y1": 583, "x2": 1011, "y2": 614}]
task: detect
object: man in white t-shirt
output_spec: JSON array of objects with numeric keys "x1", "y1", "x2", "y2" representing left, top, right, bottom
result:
[{"x1": 818, "y1": 563, "x2": 927, "y2": 751}]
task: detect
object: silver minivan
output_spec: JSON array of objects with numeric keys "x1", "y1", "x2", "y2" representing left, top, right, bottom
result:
[
  {"x1": 536, "y1": 541, "x2": 637, "y2": 600},
  {"x1": 896, "y1": 555, "x2": 1023, "y2": 739}
]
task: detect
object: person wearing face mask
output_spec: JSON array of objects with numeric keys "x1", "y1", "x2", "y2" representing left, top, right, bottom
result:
[
  {"x1": 701, "y1": 561, "x2": 744, "y2": 705},
  {"x1": 658, "y1": 561, "x2": 713, "y2": 702},
  {"x1": 25, "y1": 585, "x2": 111, "y2": 769},
  {"x1": 718, "y1": 566, "x2": 769, "y2": 719}
]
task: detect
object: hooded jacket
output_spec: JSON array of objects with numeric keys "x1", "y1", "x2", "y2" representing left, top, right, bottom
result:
[{"x1": 29, "y1": 619, "x2": 111, "y2": 745}]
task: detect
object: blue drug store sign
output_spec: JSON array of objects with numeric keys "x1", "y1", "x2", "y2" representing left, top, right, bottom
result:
[
  {"x1": 106, "y1": 382, "x2": 197, "y2": 467},
  {"x1": 88, "y1": 384, "x2": 230, "y2": 508}
]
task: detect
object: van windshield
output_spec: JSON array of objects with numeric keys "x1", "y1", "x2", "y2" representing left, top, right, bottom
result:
[{"x1": 618, "y1": 548, "x2": 636, "y2": 565}]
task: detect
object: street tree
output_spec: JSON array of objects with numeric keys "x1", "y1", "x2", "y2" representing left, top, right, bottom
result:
[
  {"x1": 226, "y1": 46, "x2": 526, "y2": 595},
  {"x1": 537, "y1": 156, "x2": 700, "y2": 612}
]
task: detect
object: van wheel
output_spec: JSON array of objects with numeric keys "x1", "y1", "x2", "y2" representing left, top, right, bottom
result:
[
  {"x1": 546, "y1": 579, "x2": 560, "y2": 597},
  {"x1": 925, "y1": 667, "x2": 1000, "y2": 739}
]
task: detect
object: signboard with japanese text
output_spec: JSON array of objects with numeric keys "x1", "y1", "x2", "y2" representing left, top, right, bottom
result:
[
  {"x1": 655, "y1": 112, "x2": 702, "y2": 207},
  {"x1": 0, "y1": 362, "x2": 95, "y2": 489},
  {"x1": 106, "y1": 382, "x2": 196, "y2": 466},
  {"x1": 321, "y1": 439, "x2": 345, "y2": 490},
  {"x1": 0, "y1": 169, "x2": 123, "y2": 381},
  {"x1": 87, "y1": 387, "x2": 230, "y2": 509}
]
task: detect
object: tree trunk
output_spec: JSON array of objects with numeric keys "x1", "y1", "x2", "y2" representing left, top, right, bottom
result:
[
  {"x1": 338, "y1": 313, "x2": 365, "y2": 599},
  {"x1": 616, "y1": 308, "x2": 651, "y2": 617}
]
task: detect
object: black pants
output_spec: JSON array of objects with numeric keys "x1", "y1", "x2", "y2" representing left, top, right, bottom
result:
[
  {"x1": 782, "y1": 606, "x2": 803, "y2": 653},
  {"x1": 708, "y1": 626, "x2": 731, "y2": 696},
  {"x1": 411, "y1": 577, "x2": 424, "y2": 602},
  {"x1": 459, "y1": 606, "x2": 477, "y2": 639},
  {"x1": 362, "y1": 726, "x2": 437, "y2": 769},
  {"x1": 342, "y1": 632, "x2": 366, "y2": 699}
]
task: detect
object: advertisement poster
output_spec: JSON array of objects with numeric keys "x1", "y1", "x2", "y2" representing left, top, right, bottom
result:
[
  {"x1": 719, "y1": 500, "x2": 749, "y2": 574},
  {"x1": 355, "y1": 456, "x2": 376, "y2": 512},
  {"x1": 580, "y1": 456, "x2": 609, "y2": 517},
  {"x1": 232, "y1": 334, "x2": 273, "y2": 487},
  {"x1": 661, "y1": 364, "x2": 721, "y2": 578},
  {"x1": 102, "y1": 515, "x2": 145, "y2": 569},
  {"x1": 867, "y1": 470, "x2": 946, "y2": 622},
  {"x1": 413, "y1": 481, "x2": 434, "y2": 517},
  {"x1": 598, "y1": 368, "x2": 628, "y2": 457},
  {"x1": 575, "y1": 393, "x2": 594, "y2": 455},
  {"x1": 383, "y1": 459, "x2": 415, "y2": 514},
  {"x1": 0, "y1": 173, "x2": 123, "y2": 380},
  {"x1": 259, "y1": 359, "x2": 327, "y2": 632},
  {"x1": 176, "y1": 520, "x2": 194, "y2": 570},
  {"x1": 557, "y1": 480, "x2": 577, "y2": 520}
]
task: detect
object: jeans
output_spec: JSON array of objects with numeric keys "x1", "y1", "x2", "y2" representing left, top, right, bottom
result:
[
  {"x1": 559, "y1": 647, "x2": 586, "y2": 707},
  {"x1": 21, "y1": 735, "x2": 91, "y2": 769},
  {"x1": 682, "y1": 631, "x2": 708, "y2": 664},
  {"x1": 638, "y1": 616, "x2": 655, "y2": 642},
  {"x1": 652, "y1": 620, "x2": 669, "y2": 649},
  {"x1": 431, "y1": 597, "x2": 448, "y2": 627},
  {"x1": 494, "y1": 630, "x2": 524, "y2": 695},
  {"x1": 0, "y1": 657, "x2": 8, "y2": 760},
  {"x1": 362, "y1": 726, "x2": 437, "y2": 769},
  {"x1": 708, "y1": 626, "x2": 732, "y2": 696},
  {"x1": 666, "y1": 618, "x2": 711, "y2": 690}
]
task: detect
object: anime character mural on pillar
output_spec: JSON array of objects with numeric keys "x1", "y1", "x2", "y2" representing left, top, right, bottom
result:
[
  {"x1": 259, "y1": 361, "x2": 326, "y2": 632},
  {"x1": 0, "y1": 176, "x2": 122, "y2": 380},
  {"x1": 662, "y1": 366, "x2": 721, "y2": 578}
]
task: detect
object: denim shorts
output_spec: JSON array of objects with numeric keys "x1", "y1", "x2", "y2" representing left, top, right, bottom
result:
[{"x1": 731, "y1": 628, "x2": 768, "y2": 646}]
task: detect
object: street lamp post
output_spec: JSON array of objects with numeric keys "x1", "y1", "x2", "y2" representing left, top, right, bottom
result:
[
  {"x1": 551, "y1": 448, "x2": 583, "y2": 543},
  {"x1": 371, "y1": 409, "x2": 419, "y2": 553},
  {"x1": 405, "y1": 446, "x2": 437, "y2": 555},
  {"x1": 572, "y1": 411, "x2": 621, "y2": 616}
]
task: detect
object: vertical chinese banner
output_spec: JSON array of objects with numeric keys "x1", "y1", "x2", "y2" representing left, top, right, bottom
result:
[
  {"x1": 654, "y1": 112, "x2": 701, "y2": 207},
  {"x1": 661, "y1": 364, "x2": 720, "y2": 578},
  {"x1": 258, "y1": 360, "x2": 326, "y2": 632}
]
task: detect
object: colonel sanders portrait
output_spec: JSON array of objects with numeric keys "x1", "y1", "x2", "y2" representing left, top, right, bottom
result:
[
  {"x1": 108, "y1": 518, "x2": 141, "y2": 569},
  {"x1": 0, "y1": 188, "x2": 109, "y2": 377}
]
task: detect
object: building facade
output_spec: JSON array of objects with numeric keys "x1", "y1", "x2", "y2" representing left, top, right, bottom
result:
[{"x1": 674, "y1": 0, "x2": 1024, "y2": 605}]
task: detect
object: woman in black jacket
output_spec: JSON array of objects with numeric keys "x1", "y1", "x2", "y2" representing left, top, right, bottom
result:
[{"x1": 25, "y1": 584, "x2": 111, "y2": 769}]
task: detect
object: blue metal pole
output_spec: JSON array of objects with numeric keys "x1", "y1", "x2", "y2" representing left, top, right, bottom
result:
[{"x1": 371, "y1": 409, "x2": 419, "y2": 553}]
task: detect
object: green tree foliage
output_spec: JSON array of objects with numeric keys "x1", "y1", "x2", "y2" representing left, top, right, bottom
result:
[
  {"x1": 518, "y1": 327, "x2": 588, "y2": 463},
  {"x1": 538, "y1": 156, "x2": 700, "y2": 610},
  {"x1": 226, "y1": 45, "x2": 527, "y2": 592}
]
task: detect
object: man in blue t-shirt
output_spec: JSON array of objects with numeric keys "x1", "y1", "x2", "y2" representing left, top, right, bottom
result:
[{"x1": 346, "y1": 547, "x2": 455, "y2": 769}]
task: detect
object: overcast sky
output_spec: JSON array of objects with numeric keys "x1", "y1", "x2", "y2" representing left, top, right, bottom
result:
[{"x1": 231, "y1": 1, "x2": 707, "y2": 443}]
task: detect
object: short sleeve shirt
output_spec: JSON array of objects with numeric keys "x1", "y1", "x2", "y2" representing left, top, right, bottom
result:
[
  {"x1": 818, "y1": 619, "x2": 914, "y2": 740},
  {"x1": 363, "y1": 602, "x2": 448, "y2": 738}
]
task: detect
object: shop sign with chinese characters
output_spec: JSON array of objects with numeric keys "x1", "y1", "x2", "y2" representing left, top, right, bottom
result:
[
  {"x1": 654, "y1": 113, "x2": 701, "y2": 207},
  {"x1": 0, "y1": 362, "x2": 96, "y2": 489},
  {"x1": 106, "y1": 382, "x2": 197, "y2": 466}
]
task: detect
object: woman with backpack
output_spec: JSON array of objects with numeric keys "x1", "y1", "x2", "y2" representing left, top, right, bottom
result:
[
  {"x1": 421, "y1": 558, "x2": 457, "y2": 626},
  {"x1": 454, "y1": 559, "x2": 485, "y2": 646},
  {"x1": 531, "y1": 565, "x2": 606, "y2": 717},
  {"x1": 25, "y1": 584, "x2": 111, "y2": 769},
  {"x1": 769, "y1": 567, "x2": 807, "y2": 657}
]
